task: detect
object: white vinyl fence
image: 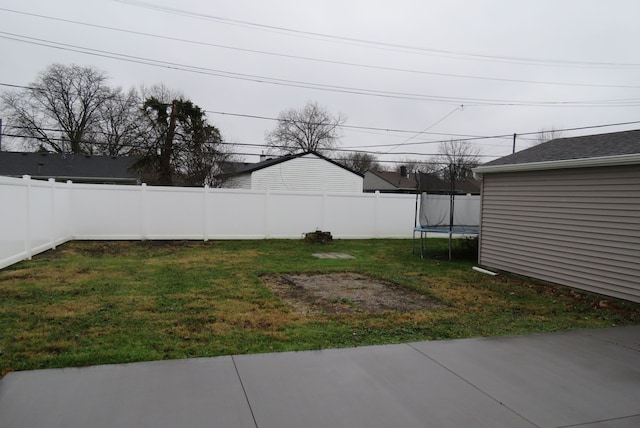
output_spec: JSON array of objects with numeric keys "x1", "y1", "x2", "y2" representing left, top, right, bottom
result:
[
  {"x1": 1, "y1": 175, "x2": 481, "y2": 270},
  {"x1": 0, "y1": 176, "x2": 395, "y2": 269}
]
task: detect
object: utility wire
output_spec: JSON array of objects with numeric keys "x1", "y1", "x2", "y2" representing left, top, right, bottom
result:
[
  {"x1": 3, "y1": 31, "x2": 640, "y2": 108},
  {"x1": 112, "y1": 0, "x2": 640, "y2": 70},
  {"x1": 2, "y1": 7, "x2": 639, "y2": 89},
  {"x1": 4, "y1": 116, "x2": 640, "y2": 155},
  {"x1": 384, "y1": 105, "x2": 464, "y2": 154},
  {"x1": 0, "y1": 131, "x2": 488, "y2": 162},
  {"x1": 2, "y1": 83, "x2": 640, "y2": 148}
]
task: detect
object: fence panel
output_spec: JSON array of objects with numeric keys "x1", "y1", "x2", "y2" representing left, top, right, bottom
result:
[
  {"x1": 205, "y1": 189, "x2": 267, "y2": 239},
  {"x1": 375, "y1": 193, "x2": 419, "y2": 237},
  {"x1": 72, "y1": 183, "x2": 145, "y2": 240},
  {"x1": 1, "y1": 178, "x2": 479, "y2": 270},
  {"x1": 0, "y1": 177, "x2": 29, "y2": 268},
  {"x1": 324, "y1": 193, "x2": 378, "y2": 238},
  {"x1": 144, "y1": 186, "x2": 205, "y2": 240},
  {"x1": 54, "y1": 181, "x2": 73, "y2": 244},
  {"x1": 27, "y1": 179, "x2": 58, "y2": 255},
  {"x1": 267, "y1": 191, "x2": 325, "y2": 238}
]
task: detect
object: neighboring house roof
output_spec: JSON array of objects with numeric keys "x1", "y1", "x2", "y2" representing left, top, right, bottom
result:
[
  {"x1": 417, "y1": 172, "x2": 447, "y2": 192},
  {"x1": 364, "y1": 170, "x2": 419, "y2": 192},
  {"x1": 223, "y1": 151, "x2": 363, "y2": 178},
  {"x1": 0, "y1": 151, "x2": 140, "y2": 184},
  {"x1": 364, "y1": 170, "x2": 480, "y2": 194},
  {"x1": 418, "y1": 172, "x2": 480, "y2": 194},
  {"x1": 218, "y1": 161, "x2": 255, "y2": 175},
  {"x1": 453, "y1": 179, "x2": 481, "y2": 194},
  {"x1": 475, "y1": 129, "x2": 640, "y2": 174}
]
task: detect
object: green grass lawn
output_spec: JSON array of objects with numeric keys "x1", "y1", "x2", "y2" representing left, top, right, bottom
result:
[{"x1": 1, "y1": 239, "x2": 639, "y2": 376}]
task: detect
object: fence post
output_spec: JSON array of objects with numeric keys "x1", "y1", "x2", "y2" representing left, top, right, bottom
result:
[
  {"x1": 22, "y1": 175, "x2": 32, "y2": 260},
  {"x1": 66, "y1": 180, "x2": 73, "y2": 239},
  {"x1": 140, "y1": 183, "x2": 147, "y2": 240},
  {"x1": 203, "y1": 185, "x2": 209, "y2": 241},
  {"x1": 49, "y1": 178, "x2": 56, "y2": 249},
  {"x1": 374, "y1": 190, "x2": 380, "y2": 238}
]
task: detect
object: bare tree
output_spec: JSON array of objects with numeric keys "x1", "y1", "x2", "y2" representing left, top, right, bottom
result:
[
  {"x1": 92, "y1": 87, "x2": 144, "y2": 156},
  {"x1": 1, "y1": 64, "x2": 114, "y2": 154},
  {"x1": 534, "y1": 128, "x2": 565, "y2": 145},
  {"x1": 436, "y1": 140, "x2": 481, "y2": 181},
  {"x1": 266, "y1": 101, "x2": 345, "y2": 155},
  {"x1": 393, "y1": 158, "x2": 442, "y2": 176},
  {"x1": 339, "y1": 151, "x2": 380, "y2": 174}
]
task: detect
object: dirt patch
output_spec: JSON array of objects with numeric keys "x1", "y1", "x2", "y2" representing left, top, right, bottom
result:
[{"x1": 262, "y1": 272, "x2": 441, "y2": 315}]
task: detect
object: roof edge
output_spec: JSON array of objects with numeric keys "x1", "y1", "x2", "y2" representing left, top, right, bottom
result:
[
  {"x1": 222, "y1": 151, "x2": 364, "y2": 178},
  {"x1": 366, "y1": 170, "x2": 414, "y2": 188},
  {"x1": 473, "y1": 153, "x2": 640, "y2": 175}
]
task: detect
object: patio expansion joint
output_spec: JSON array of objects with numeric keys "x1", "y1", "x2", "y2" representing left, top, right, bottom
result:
[
  {"x1": 231, "y1": 355, "x2": 259, "y2": 428},
  {"x1": 556, "y1": 412, "x2": 640, "y2": 428},
  {"x1": 406, "y1": 343, "x2": 541, "y2": 428},
  {"x1": 578, "y1": 330, "x2": 640, "y2": 354}
]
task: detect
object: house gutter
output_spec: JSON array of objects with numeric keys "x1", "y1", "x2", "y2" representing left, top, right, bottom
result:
[{"x1": 472, "y1": 153, "x2": 640, "y2": 179}]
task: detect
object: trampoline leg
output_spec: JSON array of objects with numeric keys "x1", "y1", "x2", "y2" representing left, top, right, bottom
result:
[{"x1": 412, "y1": 229, "x2": 416, "y2": 254}]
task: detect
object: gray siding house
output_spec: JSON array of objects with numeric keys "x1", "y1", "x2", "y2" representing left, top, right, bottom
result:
[{"x1": 473, "y1": 129, "x2": 640, "y2": 302}]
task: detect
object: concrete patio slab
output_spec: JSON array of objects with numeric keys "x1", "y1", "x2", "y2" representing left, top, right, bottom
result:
[
  {"x1": 0, "y1": 357, "x2": 256, "y2": 428},
  {"x1": 580, "y1": 324, "x2": 640, "y2": 351},
  {"x1": 411, "y1": 326, "x2": 640, "y2": 428},
  {"x1": 0, "y1": 326, "x2": 638, "y2": 428},
  {"x1": 569, "y1": 415, "x2": 640, "y2": 428},
  {"x1": 234, "y1": 344, "x2": 534, "y2": 428}
]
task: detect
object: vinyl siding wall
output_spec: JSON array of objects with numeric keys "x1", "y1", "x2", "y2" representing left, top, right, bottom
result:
[
  {"x1": 479, "y1": 165, "x2": 640, "y2": 302},
  {"x1": 251, "y1": 154, "x2": 362, "y2": 192}
]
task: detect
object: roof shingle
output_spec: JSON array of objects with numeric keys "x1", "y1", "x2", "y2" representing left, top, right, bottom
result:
[{"x1": 484, "y1": 129, "x2": 640, "y2": 167}]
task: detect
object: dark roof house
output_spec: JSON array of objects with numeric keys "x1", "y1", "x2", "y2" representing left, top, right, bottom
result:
[
  {"x1": 364, "y1": 169, "x2": 480, "y2": 194},
  {"x1": 483, "y1": 129, "x2": 640, "y2": 168},
  {"x1": 364, "y1": 169, "x2": 420, "y2": 193},
  {"x1": 473, "y1": 129, "x2": 640, "y2": 302},
  {"x1": 0, "y1": 152, "x2": 140, "y2": 184}
]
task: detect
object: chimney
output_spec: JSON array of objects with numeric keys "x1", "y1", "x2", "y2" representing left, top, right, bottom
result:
[
  {"x1": 399, "y1": 165, "x2": 408, "y2": 178},
  {"x1": 260, "y1": 151, "x2": 266, "y2": 162}
]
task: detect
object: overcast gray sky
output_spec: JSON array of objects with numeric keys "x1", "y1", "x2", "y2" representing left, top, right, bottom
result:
[{"x1": 2, "y1": 0, "x2": 640, "y2": 165}]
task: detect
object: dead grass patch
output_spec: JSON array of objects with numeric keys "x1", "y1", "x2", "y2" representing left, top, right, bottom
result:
[
  {"x1": 39, "y1": 300, "x2": 103, "y2": 319},
  {"x1": 262, "y1": 272, "x2": 442, "y2": 315}
]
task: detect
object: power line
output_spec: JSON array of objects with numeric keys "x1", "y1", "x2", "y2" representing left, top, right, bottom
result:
[
  {"x1": 384, "y1": 105, "x2": 463, "y2": 154},
  {"x1": 0, "y1": 92, "x2": 495, "y2": 138},
  {"x1": 5, "y1": 32, "x2": 640, "y2": 108},
  {"x1": 5, "y1": 116, "x2": 640, "y2": 156},
  {"x1": 2, "y1": 7, "x2": 639, "y2": 90},
  {"x1": 0, "y1": 131, "x2": 497, "y2": 165},
  {"x1": 0, "y1": 32, "x2": 479, "y2": 105},
  {"x1": 2, "y1": 89, "x2": 639, "y2": 148},
  {"x1": 112, "y1": 0, "x2": 640, "y2": 70}
]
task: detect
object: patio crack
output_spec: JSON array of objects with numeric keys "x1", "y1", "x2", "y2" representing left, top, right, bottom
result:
[
  {"x1": 557, "y1": 413, "x2": 640, "y2": 428},
  {"x1": 407, "y1": 343, "x2": 540, "y2": 428},
  {"x1": 232, "y1": 356, "x2": 259, "y2": 428}
]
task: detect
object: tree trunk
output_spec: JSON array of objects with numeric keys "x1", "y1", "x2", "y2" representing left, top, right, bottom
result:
[{"x1": 159, "y1": 100, "x2": 178, "y2": 185}]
